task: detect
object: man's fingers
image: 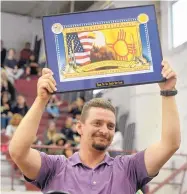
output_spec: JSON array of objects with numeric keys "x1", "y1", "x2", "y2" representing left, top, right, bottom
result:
[
  {"x1": 38, "y1": 77, "x2": 57, "y2": 93},
  {"x1": 42, "y1": 73, "x2": 52, "y2": 79},
  {"x1": 47, "y1": 79, "x2": 57, "y2": 92},
  {"x1": 42, "y1": 68, "x2": 53, "y2": 76},
  {"x1": 41, "y1": 73, "x2": 56, "y2": 86},
  {"x1": 39, "y1": 68, "x2": 57, "y2": 93},
  {"x1": 40, "y1": 81, "x2": 55, "y2": 94},
  {"x1": 46, "y1": 83, "x2": 53, "y2": 94},
  {"x1": 161, "y1": 61, "x2": 169, "y2": 71},
  {"x1": 162, "y1": 68, "x2": 172, "y2": 77},
  {"x1": 49, "y1": 75, "x2": 56, "y2": 86},
  {"x1": 166, "y1": 72, "x2": 176, "y2": 80}
]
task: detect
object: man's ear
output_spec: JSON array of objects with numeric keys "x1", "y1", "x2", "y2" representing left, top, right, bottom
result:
[{"x1": 76, "y1": 121, "x2": 83, "y2": 136}]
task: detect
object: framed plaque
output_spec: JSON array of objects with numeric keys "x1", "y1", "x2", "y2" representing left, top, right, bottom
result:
[{"x1": 42, "y1": 4, "x2": 164, "y2": 93}]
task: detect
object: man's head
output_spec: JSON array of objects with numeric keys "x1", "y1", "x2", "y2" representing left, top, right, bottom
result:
[
  {"x1": 25, "y1": 42, "x2": 31, "y2": 49},
  {"x1": 76, "y1": 97, "x2": 85, "y2": 108},
  {"x1": 17, "y1": 95, "x2": 26, "y2": 106},
  {"x1": 76, "y1": 98, "x2": 116, "y2": 152},
  {"x1": 8, "y1": 48, "x2": 16, "y2": 59},
  {"x1": 2, "y1": 92, "x2": 9, "y2": 104},
  {"x1": 65, "y1": 116, "x2": 73, "y2": 128},
  {"x1": 48, "y1": 120, "x2": 56, "y2": 132}
]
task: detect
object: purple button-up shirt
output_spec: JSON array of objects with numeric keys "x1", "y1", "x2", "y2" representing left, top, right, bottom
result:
[{"x1": 25, "y1": 150, "x2": 155, "y2": 194}]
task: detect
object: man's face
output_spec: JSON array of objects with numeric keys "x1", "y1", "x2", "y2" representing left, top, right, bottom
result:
[
  {"x1": 8, "y1": 49, "x2": 15, "y2": 59},
  {"x1": 49, "y1": 122, "x2": 56, "y2": 132},
  {"x1": 25, "y1": 43, "x2": 30, "y2": 49},
  {"x1": 79, "y1": 107, "x2": 116, "y2": 151},
  {"x1": 17, "y1": 95, "x2": 25, "y2": 105},
  {"x1": 65, "y1": 117, "x2": 73, "y2": 128}
]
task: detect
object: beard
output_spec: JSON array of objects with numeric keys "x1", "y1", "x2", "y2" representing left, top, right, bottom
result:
[
  {"x1": 92, "y1": 143, "x2": 108, "y2": 151},
  {"x1": 91, "y1": 133, "x2": 111, "y2": 151}
]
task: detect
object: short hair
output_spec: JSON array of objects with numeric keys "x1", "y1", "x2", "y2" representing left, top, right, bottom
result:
[{"x1": 80, "y1": 98, "x2": 116, "y2": 123}]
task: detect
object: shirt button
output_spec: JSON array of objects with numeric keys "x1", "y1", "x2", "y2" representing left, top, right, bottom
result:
[{"x1": 93, "y1": 181, "x2": 96, "y2": 185}]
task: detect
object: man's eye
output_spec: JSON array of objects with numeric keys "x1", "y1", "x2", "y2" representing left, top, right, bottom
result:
[
  {"x1": 108, "y1": 124, "x2": 114, "y2": 130},
  {"x1": 94, "y1": 122, "x2": 100, "y2": 126}
]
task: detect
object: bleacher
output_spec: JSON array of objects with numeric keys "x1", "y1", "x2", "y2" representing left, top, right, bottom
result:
[
  {"x1": 1, "y1": 74, "x2": 81, "y2": 191},
  {"x1": 14, "y1": 76, "x2": 69, "y2": 140}
]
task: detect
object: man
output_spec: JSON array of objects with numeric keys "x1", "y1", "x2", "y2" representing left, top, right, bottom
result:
[
  {"x1": 4, "y1": 48, "x2": 24, "y2": 84},
  {"x1": 18, "y1": 42, "x2": 32, "y2": 68},
  {"x1": 9, "y1": 61, "x2": 180, "y2": 194}
]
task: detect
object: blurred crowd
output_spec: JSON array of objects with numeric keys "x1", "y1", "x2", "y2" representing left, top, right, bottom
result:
[
  {"x1": 41, "y1": 96, "x2": 85, "y2": 157},
  {"x1": 1, "y1": 40, "x2": 86, "y2": 158},
  {"x1": 1, "y1": 40, "x2": 32, "y2": 132}
]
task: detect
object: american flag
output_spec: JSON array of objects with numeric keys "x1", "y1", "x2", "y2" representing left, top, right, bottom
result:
[{"x1": 66, "y1": 32, "x2": 95, "y2": 66}]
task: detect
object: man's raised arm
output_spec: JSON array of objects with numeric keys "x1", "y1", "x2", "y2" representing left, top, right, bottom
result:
[
  {"x1": 144, "y1": 61, "x2": 181, "y2": 177},
  {"x1": 9, "y1": 68, "x2": 57, "y2": 180}
]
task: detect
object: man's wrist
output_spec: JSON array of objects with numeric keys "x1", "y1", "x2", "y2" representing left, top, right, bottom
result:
[
  {"x1": 160, "y1": 89, "x2": 178, "y2": 97},
  {"x1": 35, "y1": 96, "x2": 49, "y2": 106}
]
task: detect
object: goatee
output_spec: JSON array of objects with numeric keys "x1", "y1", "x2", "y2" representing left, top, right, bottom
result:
[{"x1": 92, "y1": 143, "x2": 108, "y2": 151}]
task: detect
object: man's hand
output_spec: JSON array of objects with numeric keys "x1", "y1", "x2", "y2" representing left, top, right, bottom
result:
[
  {"x1": 159, "y1": 61, "x2": 177, "y2": 90},
  {"x1": 37, "y1": 68, "x2": 57, "y2": 102}
]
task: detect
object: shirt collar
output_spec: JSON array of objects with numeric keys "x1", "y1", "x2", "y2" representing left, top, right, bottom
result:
[{"x1": 69, "y1": 152, "x2": 113, "y2": 167}]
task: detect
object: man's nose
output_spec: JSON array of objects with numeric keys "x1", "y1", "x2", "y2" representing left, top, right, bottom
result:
[{"x1": 99, "y1": 125, "x2": 108, "y2": 134}]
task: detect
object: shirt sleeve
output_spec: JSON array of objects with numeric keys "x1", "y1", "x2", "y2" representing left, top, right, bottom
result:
[
  {"x1": 121, "y1": 150, "x2": 158, "y2": 192},
  {"x1": 24, "y1": 152, "x2": 66, "y2": 190}
]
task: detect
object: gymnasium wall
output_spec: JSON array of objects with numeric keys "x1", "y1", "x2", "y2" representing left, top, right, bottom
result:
[{"x1": 1, "y1": 12, "x2": 45, "y2": 62}]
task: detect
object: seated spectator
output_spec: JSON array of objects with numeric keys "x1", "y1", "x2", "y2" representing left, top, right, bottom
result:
[
  {"x1": 46, "y1": 94, "x2": 62, "y2": 119},
  {"x1": 1, "y1": 92, "x2": 13, "y2": 129},
  {"x1": 68, "y1": 97, "x2": 85, "y2": 118},
  {"x1": 4, "y1": 48, "x2": 24, "y2": 84},
  {"x1": 25, "y1": 54, "x2": 40, "y2": 79},
  {"x1": 55, "y1": 134, "x2": 67, "y2": 147},
  {"x1": 68, "y1": 101, "x2": 78, "y2": 115},
  {"x1": 12, "y1": 95, "x2": 28, "y2": 116},
  {"x1": 51, "y1": 133, "x2": 67, "y2": 155},
  {"x1": 1, "y1": 68, "x2": 16, "y2": 102},
  {"x1": 43, "y1": 120, "x2": 58, "y2": 145},
  {"x1": 46, "y1": 133, "x2": 74, "y2": 157},
  {"x1": 1, "y1": 40, "x2": 7, "y2": 66},
  {"x1": 75, "y1": 112, "x2": 81, "y2": 121},
  {"x1": 77, "y1": 96, "x2": 85, "y2": 107},
  {"x1": 71, "y1": 120, "x2": 80, "y2": 147},
  {"x1": 64, "y1": 143, "x2": 74, "y2": 158},
  {"x1": 5, "y1": 113, "x2": 23, "y2": 139},
  {"x1": 18, "y1": 42, "x2": 32, "y2": 69},
  {"x1": 61, "y1": 116, "x2": 74, "y2": 141}
]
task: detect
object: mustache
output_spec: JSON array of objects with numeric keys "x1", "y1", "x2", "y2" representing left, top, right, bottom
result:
[{"x1": 92, "y1": 133, "x2": 111, "y2": 141}]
